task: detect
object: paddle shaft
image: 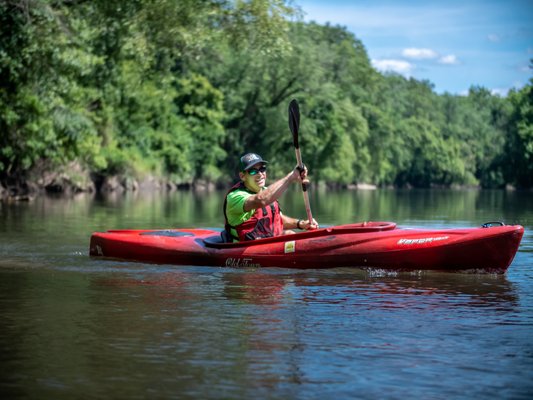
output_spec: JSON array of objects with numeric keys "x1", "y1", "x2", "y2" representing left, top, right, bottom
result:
[
  {"x1": 289, "y1": 99, "x2": 313, "y2": 224},
  {"x1": 295, "y1": 147, "x2": 314, "y2": 224}
]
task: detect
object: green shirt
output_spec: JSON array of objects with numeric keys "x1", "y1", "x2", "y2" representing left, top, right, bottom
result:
[{"x1": 225, "y1": 188, "x2": 256, "y2": 227}]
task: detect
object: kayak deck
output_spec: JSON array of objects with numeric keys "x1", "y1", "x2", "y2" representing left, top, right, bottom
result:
[{"x1": 203, "y1": 222, "x2": 397, "y2": 248}]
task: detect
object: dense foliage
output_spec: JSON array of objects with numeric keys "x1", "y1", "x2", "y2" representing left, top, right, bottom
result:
[{"x1": 1, "y1": 0, "x2": 531, "y2": 191}]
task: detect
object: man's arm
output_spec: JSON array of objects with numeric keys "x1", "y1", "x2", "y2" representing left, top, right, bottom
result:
[{"x1": 243, "y1": 167, "x2": 304, "y2": 212}]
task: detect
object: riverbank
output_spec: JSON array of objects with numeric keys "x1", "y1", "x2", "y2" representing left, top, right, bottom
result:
[
  {"x1": 1, "y1": 163, "x2": 525, "y2": 202},
  {"x1": 0, "y1": 161, "x2": 358, "y2": 202},
  {"x1": 0, "y1": 161, "x2": 227, "y2": 202}
]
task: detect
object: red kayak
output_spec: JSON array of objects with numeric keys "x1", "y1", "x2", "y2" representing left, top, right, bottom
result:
[{"x1": 89, "y1": 221, "x2": 524, "y2": 272}]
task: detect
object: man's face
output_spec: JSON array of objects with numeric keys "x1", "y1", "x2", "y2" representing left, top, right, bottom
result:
[{"x1": 240, "y1": 163, "x2": 267, "y2": 192}]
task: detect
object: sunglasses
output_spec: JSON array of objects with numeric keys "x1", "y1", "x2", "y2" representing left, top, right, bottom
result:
[{"x1": 247, "y1": 166, "x2": 267, "y2": 176}]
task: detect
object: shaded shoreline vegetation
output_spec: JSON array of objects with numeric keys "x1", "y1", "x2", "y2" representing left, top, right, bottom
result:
[{"x1": 1, "y1": 1, "x2": 532, "y2": 200}]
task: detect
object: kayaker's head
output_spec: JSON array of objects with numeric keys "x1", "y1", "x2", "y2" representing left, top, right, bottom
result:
[{"x1": 239, "y1": 153, "x2": 268, "y2": 192}]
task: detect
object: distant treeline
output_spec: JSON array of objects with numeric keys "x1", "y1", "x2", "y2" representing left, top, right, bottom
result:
[{"x1": 1, "y1": 0, "x2": 532, "y2": 194}]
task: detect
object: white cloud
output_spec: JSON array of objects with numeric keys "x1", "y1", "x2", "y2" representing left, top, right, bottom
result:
[
  {"x1": 487, "y1": 34, "x2": 501, "y2": 42},
  {"x1": 372, "y1": 59, "x2": 413, "y2": 75},
  {"x1": 402, "y1": 49, "x2": 459, "y2": 65},
  {"x1": 402, "y1": 48, "x2": 438, "y2": 59},
  {"x1": 490, "y1": 88, "x2": 508, "y2": 97},
  {"x1": 439, "y1": 54, "x2": 459, "y2": 64}
]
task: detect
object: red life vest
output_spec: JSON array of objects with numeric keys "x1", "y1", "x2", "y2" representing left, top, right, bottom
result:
[{"x1": 223, "y1": 182, "x2": 283, "y2": 242}]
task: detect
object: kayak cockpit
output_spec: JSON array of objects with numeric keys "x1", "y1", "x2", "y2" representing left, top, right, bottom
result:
[{"x1": 203, "y1": 221, "x2": 397, "y2": 249}]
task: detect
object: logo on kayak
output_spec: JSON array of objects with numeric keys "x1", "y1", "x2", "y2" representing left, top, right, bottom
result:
[
  {"x1": 225, "y1": 258, "x2": 261, "y2": 268},
  {"x1": 397, "y1": 236, "x2": 449, "y2": 245},
  {"x1": 284, "y1": 241, "x2": 296, "y2": 253}
]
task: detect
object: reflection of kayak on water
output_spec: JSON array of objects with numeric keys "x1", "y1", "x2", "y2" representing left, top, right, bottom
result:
[
  {"x1": 89, "y1": 269, "x2": 520, "y2": 309},
  {"x1": 89, "y1": 221, "x2": 524, "y2": 273},
  {"x1": 300, "y1": 272, "x2": 520, "y2": 308}
]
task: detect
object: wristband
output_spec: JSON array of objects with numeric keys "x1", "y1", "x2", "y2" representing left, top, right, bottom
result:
[{"x1": 297, "y1": 219, "x2": 302, "y2": 229}]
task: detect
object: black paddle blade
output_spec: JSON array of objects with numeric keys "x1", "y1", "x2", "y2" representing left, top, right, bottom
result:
[{"x1": 288, "y1": 99, "x2": 300, "y2": 148}]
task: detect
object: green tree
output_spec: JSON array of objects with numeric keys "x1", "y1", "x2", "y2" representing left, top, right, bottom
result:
[
  {"x1": 2, "y1": 0, "x2": 531, "y2": 193},
  {"x1": 503, "y1": 80, "x2": 533, "y2": 188}
]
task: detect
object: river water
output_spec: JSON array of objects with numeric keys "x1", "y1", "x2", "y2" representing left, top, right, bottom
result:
[{"x1": 0, "y1": 188, "x2": 532, "y2": 399}]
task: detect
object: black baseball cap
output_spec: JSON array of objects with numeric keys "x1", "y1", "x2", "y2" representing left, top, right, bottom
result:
[{"x1": 239, "y1": 153, "x2": 268, "y2": 171}]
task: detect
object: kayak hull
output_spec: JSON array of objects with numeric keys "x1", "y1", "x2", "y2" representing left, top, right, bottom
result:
[{"x1": 89, "y1": 222, "x2": 524, "y2": 272}]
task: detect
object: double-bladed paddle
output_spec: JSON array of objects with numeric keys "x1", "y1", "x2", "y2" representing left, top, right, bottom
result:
[{"x1": 288, "y1": 99, "x2": 314, "y2": 225}]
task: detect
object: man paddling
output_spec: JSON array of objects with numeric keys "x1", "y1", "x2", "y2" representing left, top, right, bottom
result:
[{"x1": 223, "y1": 153, "x2": 319, "y2": 242}]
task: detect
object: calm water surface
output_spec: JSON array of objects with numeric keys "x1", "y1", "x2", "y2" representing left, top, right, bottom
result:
[{"x1": 1, "y1": 189, "x2": 532, "y2": 399}]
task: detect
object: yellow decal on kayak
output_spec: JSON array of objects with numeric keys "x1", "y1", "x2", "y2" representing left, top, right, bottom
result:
[{"x1": 284, "y1": 240, "x2": 296, "y2": 253}]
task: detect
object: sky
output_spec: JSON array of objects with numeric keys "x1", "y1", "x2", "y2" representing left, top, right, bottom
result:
[{"x1": 295, "y1": 0, "x2": 533, "y2": 95}]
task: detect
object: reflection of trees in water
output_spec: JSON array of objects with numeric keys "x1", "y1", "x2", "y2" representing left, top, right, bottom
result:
[{"x1": 295, "y1": 188, "x2": 530, "y2": 227}]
